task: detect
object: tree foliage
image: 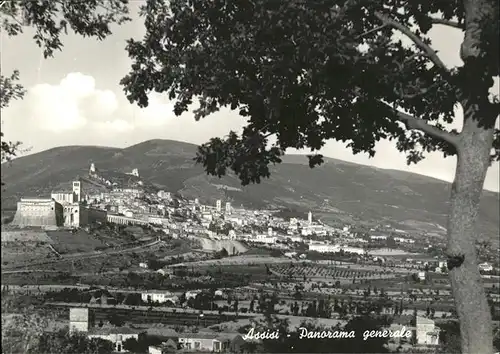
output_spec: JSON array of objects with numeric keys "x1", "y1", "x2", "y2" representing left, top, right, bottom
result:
[
  {"x1": 122, "y1": 2, "x2": 499, "y2": 352},
  {"x1": 122, "y1": 0, "x2": 499, "y2": 186},
  {"x1": 1, "y1": 310, "x2": 49, "y2": 353},
  {"x1": 32, "y1": 329, "x2": 114, "y2": 354},
  {"x1": 0, "y1": 71, "x2": 25, "y2": 164},
  {"x1": 0, "y1": 0, "x2": 130, "y2": 165}
]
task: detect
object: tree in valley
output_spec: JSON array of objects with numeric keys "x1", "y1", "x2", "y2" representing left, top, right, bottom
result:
[
  {"x1": 2, "y1": 310, "x2": 50, "y2": 353},
  {"x1": 0, "y1": 0, "x2": 130, "y2": 165},
  {"x1": 0, "y1": 72, "x2": 25, "y2": 165},
  {"x1": 437, "y1": 321, "x2": 463, "y2": 354},
  {"x1": 121, "y1": 1, "x2": 499, "y2": 352},
  {"x1": 32, "y1": 329, "x2": 114, "y2": 354}
]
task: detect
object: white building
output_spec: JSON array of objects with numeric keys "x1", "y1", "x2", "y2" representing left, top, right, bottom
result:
[
  {"x1": 394, "y1": 237, "x2": 415, "y2": 244},
  {"x1": 148, "y1": 216, "x2": 169, "y2": 225},
  {"x1": 252, "y1": 234, "x2": 277, "y2": 244},
  {"x1": 202, "y1": 212, "x2": 213, "y2": 221},
  {"x1": 157, "y1": 190, "x2": 171, "y2": 199},
  {"x1": 88, "y1": 328, "x2": 139, "y2": 352},
  {"x1": 370, "y1": 235, "x2": 388, "y2": 241},
  {"x1": 479, "y1": 262, "x2": 493, "y2": 272},
  {"x1": 307, "y1": 211, "x2": 312, "y2": 225},
  {"x1": 69, "y1": 308, "x2": 89, "y2": 333},
  {"x1": 178, "y1": 334, "x2": 223, "y2": 352},
  {"x1": 148, "y1": 341, "x2": 178, "y2": 354},
  {"x1": 302, "y1": 224, "x2": 327, "y2": 236},
  {"x1": 287, "y1": 235, "x2": 303, "y2": 243},
  {"x1": 69, "y1": 307, "x2": 139, "y2": 352},
  {"x1": 129, "y1": 168, "x2": 139, "y2": 177},
  {"x1": 225, "y1": 202, "x2": 231, "y2": 214},
  {"x1": 341, "y1": 246, "x2": 365, "y2": 255},
  {"x1": 186, "y1": 290, "x2": 202, "y2": 300},
  {"x1": 309, "y1": 243, "x2": 340, "y2": 253},
  {"x1": 289, "y1": 218, "x2": 299, "y2": 231},
  {"x1": 415, "y1": 316, "x2": 440, "y2": 345},
  {"x1": 51, "y1": 191, "x2": 77, "y2": 204},
  {"x1": 226, "y1": 216, "x2": 244, "y2": 226},
  {"x1": 141, "y1": 291, "x2": 177, "y2": 304},
  {"x1": 216, "y1": 200, "x2": 222, "y2": 212}
]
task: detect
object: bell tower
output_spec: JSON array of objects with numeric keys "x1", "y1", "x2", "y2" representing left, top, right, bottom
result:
[{"x1": 73, "y1": 181, "x2": 81, "y2": 203}]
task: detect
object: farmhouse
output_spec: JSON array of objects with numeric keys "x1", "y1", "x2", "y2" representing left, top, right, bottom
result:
[
  {"x1": 148, "y1": 339, "x2": 178, "y2": 354},
  {"x1": 141, "y1": 291, "x2": 177, "y2": 304},
  {"x1": 309, "y1": 243, "x2": 340, "y2": 253},
  {"x1": 178, "y1": 333, "x2": 245, "y2": 352},
  {"x1": 69, "y1": 306, "x2": 140, "y2": 352},
  {"x1": 87, "y1": 327, "x2": 140, "y2": 352},
  {"x1": 415, "y1": 316, "x2": 440, "y2": 346}
]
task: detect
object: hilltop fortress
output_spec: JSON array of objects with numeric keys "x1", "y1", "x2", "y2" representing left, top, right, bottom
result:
[{"x1": 89, "y1": 163, "x2": 139, "y2": 186}]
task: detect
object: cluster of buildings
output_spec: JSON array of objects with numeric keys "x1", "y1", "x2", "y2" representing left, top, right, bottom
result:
[
  {"x1": 8, "y1": 165, "x2": 413, "y2": 259},
  {"x1": 12, "y1": 180, "x2": 106, "y2": 228},
  {"x1": 10, "y1": 163, "x2": 495, "y2": 277},
  {"x1": 308, "y1": 243, "x2": 365, "y2": 255},
  {"x1": 69, "y1": 307, "x2": 244, "y2": 353}
]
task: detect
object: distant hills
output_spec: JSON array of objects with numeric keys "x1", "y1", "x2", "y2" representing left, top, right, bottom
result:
[{"x1": 2, "y1": 139, "x2": 499, "y2": 244}]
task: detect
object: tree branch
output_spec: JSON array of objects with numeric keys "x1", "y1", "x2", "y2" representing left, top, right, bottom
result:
[
  {"x1": 379, "y1": 101, "x2": 460, "y2": 146},
  {"x1": 355, "y1": 24, "x2": 387, "y2": 39},
  {"x1": 430, "y1": 18, "x2": 464, "y2": 30},
  {"x1": 374, "y1": 11, "x2": 449, "y2": 72},
  {"x1": 393, "y1": 81, "x2": 440, "y2": 99}
]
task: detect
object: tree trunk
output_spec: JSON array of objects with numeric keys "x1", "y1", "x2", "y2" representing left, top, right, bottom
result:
[
  {"x1": 447, "y1": 103, "x2": 495, "y2": 354},
  {"x1": 452, "y1": 0, "x2": 498, "y2": 351}
]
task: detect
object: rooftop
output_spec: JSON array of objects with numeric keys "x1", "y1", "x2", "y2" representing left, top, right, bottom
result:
[
  {"x1": 20, "y1": 198, "x2": 53, "y2": 202},
  {"x1": 178, "y1": 332, "x2": 242, "y2": 341},
  {"x1": 141, "y1": 290, "x2": 175, "y2": 295}
]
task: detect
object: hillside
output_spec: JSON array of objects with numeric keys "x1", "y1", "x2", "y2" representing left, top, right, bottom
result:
[{"x1": 2, "y1": 139, "x2": 499, "y2": 243}]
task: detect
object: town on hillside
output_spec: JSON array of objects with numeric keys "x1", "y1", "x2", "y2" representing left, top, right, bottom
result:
[
  {"x1": 2, "y1": 163, "x2": 499, "y2": 353},
  {"x1": 2, "y1": 1, "x2": 499, "y2": 352}
]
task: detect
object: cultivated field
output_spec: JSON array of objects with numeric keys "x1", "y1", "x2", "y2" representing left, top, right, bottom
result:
[
  {"x1": 1, "y1": 230, "x2": 53, "y2": 243},
  {"x1": 1, "y1": 242, "x2": 56, "y2": 265},
  {"x1": 45, "y1": 230, "x2": 108, "y2": 254},
  {"x1": 271, "y1": 264, "x2": 397, "y2": 280},
  {"x1": 367, "y1": 248, "x2": 419, "y2": 257},
  {"x1": 171, "y1": 255, "x2": 292, "y2": 267}
]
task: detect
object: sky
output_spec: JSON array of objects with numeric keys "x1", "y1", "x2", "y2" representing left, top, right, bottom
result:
[{"x1": 1, "y1": 2, "x2": 499, "y2": 192}]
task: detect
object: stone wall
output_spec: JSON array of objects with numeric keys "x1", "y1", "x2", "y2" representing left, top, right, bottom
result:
[{"x1": 12, "y1": 199, "x2": 64, "y2": 227}]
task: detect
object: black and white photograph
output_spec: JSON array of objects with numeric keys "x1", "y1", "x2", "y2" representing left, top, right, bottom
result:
[{"x1": 1, "y1": 0, "x2": 499, "y2": 353}]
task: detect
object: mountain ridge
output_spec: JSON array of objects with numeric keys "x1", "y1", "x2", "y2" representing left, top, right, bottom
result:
[
  {"x1": 8, "y1": 139, "x2": 499, "y2": 193},
  {"x1": 2, "y1": 139, "x2": 498, "y2": 244}
]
